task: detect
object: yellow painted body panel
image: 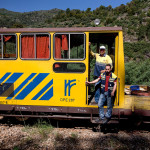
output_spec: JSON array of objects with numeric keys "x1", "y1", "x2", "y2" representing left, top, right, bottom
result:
[
  {"x1": 117, "y1": 31, "x2": 125, "y2": 108},
  {"x1": 124, "y1": 95, "x2": 150, "y2": 111},
  {"x1": 0, "y1": 32, "x2": 89, "y2": 107},
  {"x1": 0, "y1": 29, "x2": 135, "y2": 111}
]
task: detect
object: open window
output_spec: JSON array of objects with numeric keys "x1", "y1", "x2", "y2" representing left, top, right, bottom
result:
[
  {"x1": 54, "y1": 33, "x2": 85, "y2": 60},
  {"x1": 0, "y1": 34, "x2": 17, "y2": 59},
  {"x1": 20, "y1": 33, "x2": 50, "y2": 59}
]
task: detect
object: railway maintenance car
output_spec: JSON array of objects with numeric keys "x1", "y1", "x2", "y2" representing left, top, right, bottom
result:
[{"x1": 0, "y1": 27, "x2": 149, "y2": 123}]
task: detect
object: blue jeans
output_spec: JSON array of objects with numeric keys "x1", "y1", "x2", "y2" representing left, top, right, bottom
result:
[
  {"x1": 98, "y1": 91, "x2": 113, "y2": 120},
  {"x1": 94, "y1": 80, "x2": 101, "y2": 103}
]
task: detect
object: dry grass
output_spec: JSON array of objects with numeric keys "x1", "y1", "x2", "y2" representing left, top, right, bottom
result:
[{"x1": 0, "y1": 118, "x2": 150, "y2": 150}]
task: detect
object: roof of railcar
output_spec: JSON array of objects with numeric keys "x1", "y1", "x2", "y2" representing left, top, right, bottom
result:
[{"x1": 0, "y1": 27, "x2": 122, "y2": 33}]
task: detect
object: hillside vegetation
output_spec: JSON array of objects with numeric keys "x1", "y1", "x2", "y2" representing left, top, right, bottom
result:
[
  {"x1": 0, "y1": 8, "x2": 60, "y2": 28},
  {"x1": 0, "y1": 0, "x2": 150, "y2": 85}
]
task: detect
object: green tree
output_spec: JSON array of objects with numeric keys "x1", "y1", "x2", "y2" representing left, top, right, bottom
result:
[
  {"x1": 138, "y1": 25, "x2": 146, "y2": 40},
  {"x1": 125, "y1": 60, "x2": 150, "y2": 85},
  {"x1": 86, "y1": 8, "x2": 91, "y2": 13},
  {"x1": 66, "y1": 8, "x2": 71, "y2": 17},
  {"x1": 12, "y1": 23, "x2": 24, "y2": 28}
]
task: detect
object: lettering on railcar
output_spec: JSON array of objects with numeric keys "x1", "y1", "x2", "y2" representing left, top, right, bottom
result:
[
  {"x1": 60, "y1": 98, "x2": 75, "y2": 102},
  {"x1": 16, "y1": 106, "x2": 31, "y2": 110},
  {"x1": 77, "y1": 108, "x2": 87, "y2": 113},
  {"x1": 48, "y1": 107, "x2": 62, "y2": 111}
]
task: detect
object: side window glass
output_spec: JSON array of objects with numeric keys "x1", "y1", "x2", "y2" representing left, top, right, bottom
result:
[
  {"x1": 54, "y1": 33, "x2": 85, "y2": 60},
  {"x1": 21, "y1": 33, "x2": 50, "y2": 59},
  {"x1": 0, "y1": 34, "x2": 17, "y2": 59},
  {"x1": 70, "y1": 34, "x2": 84, "y2": 59},
  {"x1": 53, "y1": 63, "x2": 86, "y2": 73},
  {"x1": 36, "y1": 34, "x2": 50, "y2": 59},
  {"x1": 21, "y1": 35, "x2": 35, "y2": 59},
  {"x1": 55, "y1": 34, "x2": 69, "y2": 59}
]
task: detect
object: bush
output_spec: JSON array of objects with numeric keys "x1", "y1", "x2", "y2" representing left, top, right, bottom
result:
[
  {"x1": 138, "y1": 25, "x2": 146, "y2": 40},
  {"x1": 124, "y1": 42, "x2": 150, "y2": 61},
  {"x1": 125, "y1": 60, "x2": 150, "y2": 86}
]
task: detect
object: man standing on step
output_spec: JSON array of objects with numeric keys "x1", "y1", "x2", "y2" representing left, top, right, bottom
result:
[
  {"x1": 89, "y1": 42, "x2": 113, "y2": 104},
  {"x1": 86, "y1": 64, "x2": 117, "y2": 124}
]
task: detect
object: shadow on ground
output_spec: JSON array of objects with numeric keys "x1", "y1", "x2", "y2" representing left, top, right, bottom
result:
[
  {"x1": 0, "y1": 117, "x2": 150, "y2": 150},
  {"x1": 0, "y1": 116, "x2": 150, "y2": 132}
]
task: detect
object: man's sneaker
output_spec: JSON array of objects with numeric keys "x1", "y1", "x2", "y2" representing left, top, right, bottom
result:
[
  {"x1": 95, "y1": 118, "x2": 106, "y2": 124},
  {"x1": 95, "y1": 118, "x2": 101, "y2": 123},
  {"x1": 102, "y1": 117, "x2": 111, "y2": 124}
]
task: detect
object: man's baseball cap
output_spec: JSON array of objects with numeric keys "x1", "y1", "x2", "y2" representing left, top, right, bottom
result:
[{"x1": 100, "y1": 46, "x2": 106, "y2": 50}]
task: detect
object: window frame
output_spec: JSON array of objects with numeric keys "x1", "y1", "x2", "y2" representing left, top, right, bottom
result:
[
  {"x1": 0, "y1": 33, "x2": 17, "y2": 60},
  {"x1": 20, "y1": 33, "x2": 51, "y2": 60},
  {"x1": 53, "y1": 32, "x2": 86, "y2": 61},
  {"x1": 53, "y1": 62, "x2": 86, "y2": 73}
]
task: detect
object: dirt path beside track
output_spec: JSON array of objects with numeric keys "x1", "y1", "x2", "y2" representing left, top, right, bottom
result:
[{"x1": 0, "y1": 118, "x2": 150, "y2": 150}]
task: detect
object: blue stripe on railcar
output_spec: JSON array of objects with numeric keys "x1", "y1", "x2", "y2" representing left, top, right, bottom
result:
[
  {"x1": 15, "y1": 73, "x2": 49, "y2": 100},
  {"x1": 39, "y1": 86, "x2": 53, "y2": 100},
  {"x1": 32, "y1": 79, "x2": 53, "y2": 100},
  {"x1": 0, "y1": 72, "x2": 11, "y2": 83},
  {"x1": 7, "y1": 73, "x2": 37, "y2": 99}
]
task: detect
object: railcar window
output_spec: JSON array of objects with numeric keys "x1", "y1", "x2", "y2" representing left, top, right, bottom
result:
[
  {"x1": 53, "y1": 63, "x2": 86, "y2": 73},
  {"x1": 36, "y1": 34, "x2": 50, "y2": 59},
  {"x1": 21, "y1": 35, "x2": 35, "y2": 59},
  {"x1": 0, "y1": 34, "x2": 17, "y2": 59},
  {"x1": 21, "y1": 33, "x2": 50, "y2": 59},
  {"x1": 54, "y1": 33, "x2": 85, "y2": 60},
  {"x1": 0, "y1": 35, "x2": 1, "y2": 58}
]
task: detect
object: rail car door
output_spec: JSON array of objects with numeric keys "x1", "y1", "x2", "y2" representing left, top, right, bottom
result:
[
  {"x1": 88, "y1": 32, "x2": 120, "y2": 106},
  {"x1": 52, "y1": 32, "x2": 88, "y2": 107}
]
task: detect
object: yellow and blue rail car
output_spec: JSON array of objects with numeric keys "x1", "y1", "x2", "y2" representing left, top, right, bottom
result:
[{"x1": 0, "y1": 27, "x2": 149, "y2": 122}]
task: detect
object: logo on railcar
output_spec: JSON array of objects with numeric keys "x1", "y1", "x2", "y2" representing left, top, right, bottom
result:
[
  {"x1": 59, "y1": 79, "x2": 76, "y2": 102},
  {"x1": 64, "y1": 79, "x2": 76, "y2": 96}
]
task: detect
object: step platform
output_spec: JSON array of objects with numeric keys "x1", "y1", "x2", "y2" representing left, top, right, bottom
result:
[{"x1": 91, "y1": 117, "x2": 119, "y2": 124}]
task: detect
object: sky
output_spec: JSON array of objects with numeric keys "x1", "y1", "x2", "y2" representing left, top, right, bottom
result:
[{"x1": 0, "y1": 0, "x2": 132, "y2": 12}]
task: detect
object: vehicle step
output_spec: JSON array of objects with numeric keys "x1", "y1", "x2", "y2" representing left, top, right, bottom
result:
[{"x1": 91, "y1": 118, "x2": 119, "y2": 124}]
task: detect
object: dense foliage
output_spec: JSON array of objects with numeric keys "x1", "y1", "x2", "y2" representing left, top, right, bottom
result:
[
  {"x1": 125, "y1": 60, "x2": 150, "y2": 86},
  {"x1": 124, "y1": 42, "x2": 150, "y2": 85},
  {"x1": 124, "y1": 42, "x2": 150, "y2": 61}
]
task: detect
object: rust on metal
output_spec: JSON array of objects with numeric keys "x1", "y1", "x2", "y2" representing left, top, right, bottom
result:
[
  {"x1": 0, "y1": 104, "x2": 133, "y2": 116},
  {"x1": 1, "y1": 114, "x2": 91, "y2": 119},
  {"x1": 134, "y1": 109, "x2": 150, "y2": 117},
  {"x1": 131, "y1": 90, "x2": 150, "y2": 96}
]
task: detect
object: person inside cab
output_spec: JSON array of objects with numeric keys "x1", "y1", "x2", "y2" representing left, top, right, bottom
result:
[{"x1": 89, "y1": 42, "x2": 113, "y2": 103}]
